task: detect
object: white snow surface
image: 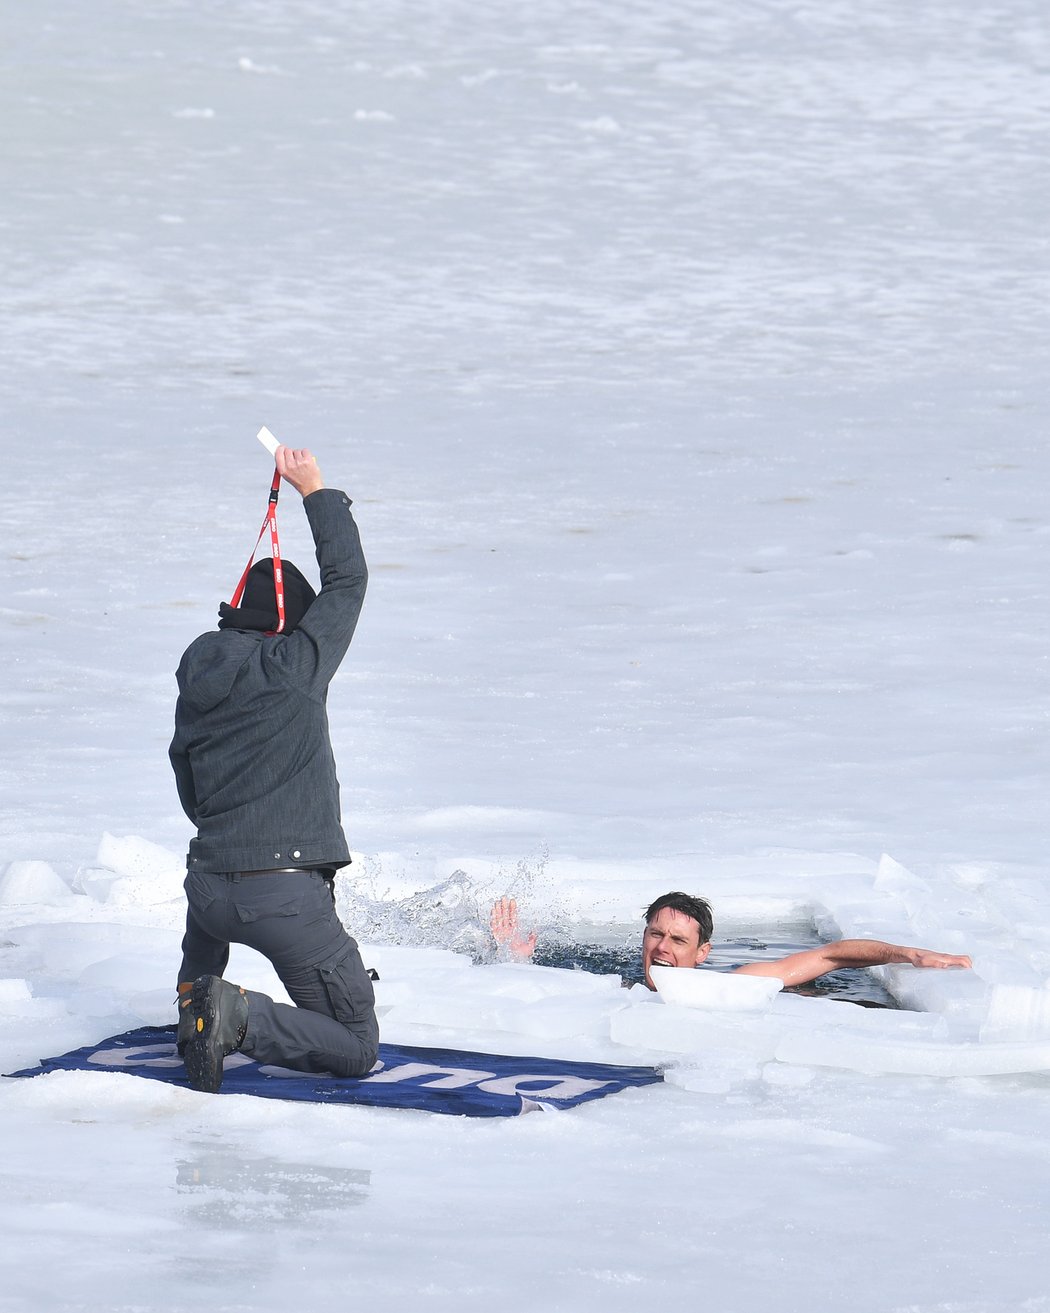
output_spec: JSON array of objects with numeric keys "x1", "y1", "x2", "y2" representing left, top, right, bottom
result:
[{"x1": 3, "y1": 1, "x2": 1050, "y2": 1310}]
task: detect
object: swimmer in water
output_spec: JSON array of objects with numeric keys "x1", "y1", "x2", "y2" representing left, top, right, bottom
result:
[{"x1": 490, "y1": 890, "x2": 972, "y2": 991}]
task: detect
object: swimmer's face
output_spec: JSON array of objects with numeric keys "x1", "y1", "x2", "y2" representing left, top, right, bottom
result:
[{"x1": 641, "y1": 906, "x2": 711, "y2": 990}]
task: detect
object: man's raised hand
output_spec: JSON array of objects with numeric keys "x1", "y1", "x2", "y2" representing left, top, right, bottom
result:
[{"x1": 276, "y1": 445, "x2": 325, "y2": 498}]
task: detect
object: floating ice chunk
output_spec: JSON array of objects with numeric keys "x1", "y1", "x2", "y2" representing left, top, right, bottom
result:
[
  {"x1": 402, "y1": 991, "x2": 626, "y2": 1042},
  {"x1": 509, "y1": 993, "x2": 629, "y2": 1041},
  {"x1": 0, "y1": 860, "x2": 71, "y2": 907},
  {"x1": 93, "y1": 834, "x2": 184, "y2": 907},
  {"x1": 614, "y1": 978, "x2": 960, "y2": 1064},
  {"x1": 413, "y1": 962, "x2": 621, "y2": 1005},
  {"x1": 353, "y1": 109, "x2": 395, "y2": 123},
  {"x1": 774, "y1": 1031, "x2": 1050, "y2": 1077},
  {"x1": 96, "y1": 833, "x2": 183, "y2": 882},
  {"x1": 948, "y1": 862, "x2": 993, "y2": 890},
  {"x1": 880, "y1": 963, "x2": 989, "y2": 1026},
  {"x1": 66, "y1": 986, "x2": 138, "y2": 1023},
  {"x1": 873, "y1": 852, "x2": 929, "y2": 898},
  {"x1": 7, "y1": 923, "x2": 180, "y2": 982},
  {"x1": 377, "y1": 958, "x2": 626, "y2": 1041},
  {"x1": 78, "y1": 952, "x2": 173, "y2": 992},
  {"x1": 611, "y1": 999, "x2": 780, "y2": 1062},
  {"x1": 651, "y1": 966, "x2": 782, "y2": 1012},
  {"x1": 772, "y1": 991, "x2": 950, "y2": 1039},
  {"x1": 72, "y1": 866, "x2": 121, "y2": 903},
  {"x1": 980, "y1": 983, "x2": 1050, "y2": 1042},
  {"x1": 962, "y1": 947, "x2": 1038, "y2": 987}
]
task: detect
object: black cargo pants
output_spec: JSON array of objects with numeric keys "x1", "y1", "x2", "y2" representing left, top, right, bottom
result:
[{"x1": 178, "y1": 869, "x2": 378, "y2": 1078}]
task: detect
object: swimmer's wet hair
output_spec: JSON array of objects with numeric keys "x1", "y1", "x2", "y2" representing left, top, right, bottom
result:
[{"x1": 643, "y1": 892, "x2": 714, "y2": 946}]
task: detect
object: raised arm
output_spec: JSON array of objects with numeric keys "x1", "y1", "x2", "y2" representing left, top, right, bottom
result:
[
  {"x1": 266, "y1": 444, "x2": 368, "y2": 689},
  {"x1": 735, "y1": 940, "x2": 972, "y2": 988}
]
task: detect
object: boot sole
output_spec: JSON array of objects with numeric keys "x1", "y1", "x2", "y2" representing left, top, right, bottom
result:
[{"x1": 183, "y1": 977, "x2": 230, "y2": 1093}]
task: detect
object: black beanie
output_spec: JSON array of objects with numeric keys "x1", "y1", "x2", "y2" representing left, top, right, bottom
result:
[{"x1": 218, "y1": 558, "x2": 317, "y2": 634}]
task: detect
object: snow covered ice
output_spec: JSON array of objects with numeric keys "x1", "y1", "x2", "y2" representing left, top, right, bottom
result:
[{"x1": 3, "y1": 1, "x2": 1050, "y2": 1310}]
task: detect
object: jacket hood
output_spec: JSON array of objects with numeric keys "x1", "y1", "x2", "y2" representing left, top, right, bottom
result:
[{"x1": 175, "y1": 630, "x2": 262, "y2": 713}]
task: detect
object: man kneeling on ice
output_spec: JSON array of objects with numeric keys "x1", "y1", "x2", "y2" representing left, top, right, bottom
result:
[
  {"x1": 169, "y1": 443, "x2": 378, "y2": 1094},
  {"x1": 490, "y1": 892, "x2": 972, "y2": 991}
]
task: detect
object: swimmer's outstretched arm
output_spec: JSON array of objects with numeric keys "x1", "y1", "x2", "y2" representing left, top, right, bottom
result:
[
  {"x1": 735, "y1": 940, "x2": 973, "y2": 988},
  {"x1": 490, "y1": 897, "x2": 537, "y2": 961}
]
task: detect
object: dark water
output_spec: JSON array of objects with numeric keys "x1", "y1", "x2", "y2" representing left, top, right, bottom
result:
[{"x1": 534, "y1": 934, "x2": 897, "y2": 1008}]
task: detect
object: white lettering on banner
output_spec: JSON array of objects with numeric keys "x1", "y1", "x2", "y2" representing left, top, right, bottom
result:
[
  {"x1": 477, "y1": 1075, "x2": 613, "y2": 1099},
  {"x1": 88, "y1": 1043, "x2": 182, "y2": 1069},
  {"x1": 364, "y1": 1063, "x2": 496, "y2": 1090},
  {"x1": 362, "y1": 1063, "x2": 614, "y2": 1099}
]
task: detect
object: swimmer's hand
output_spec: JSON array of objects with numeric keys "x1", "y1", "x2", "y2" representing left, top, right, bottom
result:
[
  {"x1": 906, "y1": 949, "x2": 973, "y2": 970},
  {"x1": 276, "y1": 444, "x2": 325, "y2": 498},
  {"x1": 490, "y1": 897, "x2": 537, "y2": 961}
]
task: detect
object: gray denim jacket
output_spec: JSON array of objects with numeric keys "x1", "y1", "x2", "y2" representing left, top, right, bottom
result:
[{"x1": 169, "y1": 488, "x2": 367, "y2": 873}]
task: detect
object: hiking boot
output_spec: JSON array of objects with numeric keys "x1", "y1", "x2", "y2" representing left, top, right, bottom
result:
[{"x1": 182, "y1": 975, "x2": 248, "y2": 1094}]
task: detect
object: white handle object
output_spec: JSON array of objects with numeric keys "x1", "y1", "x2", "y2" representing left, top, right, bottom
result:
[{"x1": 257, "y1": 426, "x2": 280, "y2": 456}]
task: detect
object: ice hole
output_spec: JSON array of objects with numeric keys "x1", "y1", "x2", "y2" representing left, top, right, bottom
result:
[{"x1": 337, "y1": 872, "x2": 898, "y2": 1009}]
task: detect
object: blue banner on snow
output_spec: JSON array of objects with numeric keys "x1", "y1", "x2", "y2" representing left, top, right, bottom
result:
[{"x1": 5, "y1": 1025, "x2": 662, "y2": 1117}]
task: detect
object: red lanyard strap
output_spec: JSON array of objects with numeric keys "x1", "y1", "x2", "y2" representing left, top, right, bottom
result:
[{"x1": 229, "y1": 470, "x2": 286, "y2": 633}]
